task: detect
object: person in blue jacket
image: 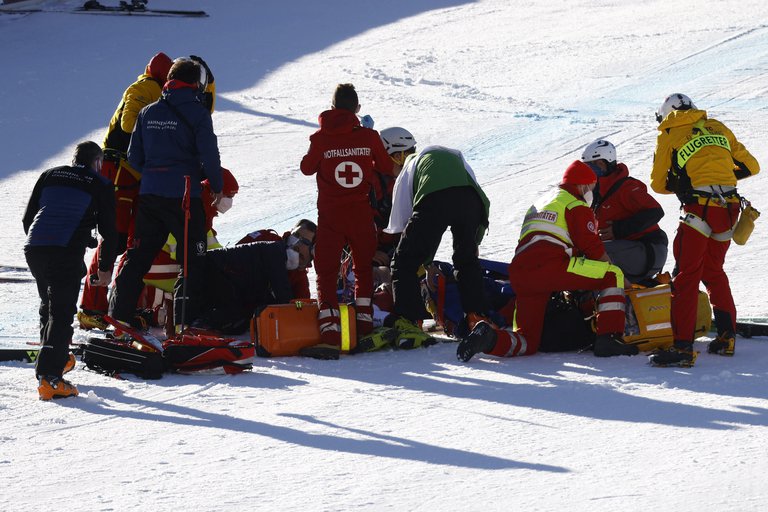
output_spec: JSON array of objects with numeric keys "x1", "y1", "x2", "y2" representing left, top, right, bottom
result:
[
  {"x1": 23, "y1": 141, "x2": 117, "y2": 400},
  {"x1": 110, "y1": 58, "x2": 223, "y2": 333}
]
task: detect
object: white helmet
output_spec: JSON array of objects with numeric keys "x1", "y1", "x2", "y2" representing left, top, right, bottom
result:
[
  {"x1": 380, "y1": 127, "x2": 416, "y2": 155},
  {"x1": 581, "y1": 139, "x2": 616, "y2": 165},
  {"x1": 656, "y1": 93, "x2": 696, "y2": 123}
]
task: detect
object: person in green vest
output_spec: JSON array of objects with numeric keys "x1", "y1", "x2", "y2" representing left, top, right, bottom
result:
[{"x1": 381, "y1": 128, "x2": 491, "y2": 347}]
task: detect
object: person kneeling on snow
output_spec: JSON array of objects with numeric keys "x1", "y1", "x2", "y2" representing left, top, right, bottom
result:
[
  {"x1": 457, "y1": 161, "x2": 639, "y2": 362},
  {"x1": 236, "y1": 218, "x2": 317, "y2": 300},
  {"x1": 194, "y1": 237, "x2": 315, "y2": 334}
]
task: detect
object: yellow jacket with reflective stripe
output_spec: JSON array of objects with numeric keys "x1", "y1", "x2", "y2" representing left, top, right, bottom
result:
[
  {"x1": 519, "y1": 188, "x2": 584, "y2": 246},
  {"x1": 651, "y1": 109, "x2": 759, "y2": 194}
]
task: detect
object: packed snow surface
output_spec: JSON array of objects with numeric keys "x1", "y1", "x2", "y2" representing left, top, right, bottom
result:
[{"x1": 1, "y1": 1, "x2": 767, "y2": 510}]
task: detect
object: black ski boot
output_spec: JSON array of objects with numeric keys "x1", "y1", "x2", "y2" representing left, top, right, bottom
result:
[
  {"x1": 707, "y1": 333, "x2": 735, "y2": 356},
  {"x1": 457, "y1": 321, "x2": 497, "y2": 362},
  {"x1": 649, "y1": 340, "x2": 697, "y2": 367},
  {"x1": 593, "y1": 333, "x2": 639, "y2": 357}
]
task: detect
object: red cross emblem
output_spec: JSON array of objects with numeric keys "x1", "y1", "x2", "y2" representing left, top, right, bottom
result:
[{"x1": 334, "y1": 161, "x2": 363, "y2": 188}]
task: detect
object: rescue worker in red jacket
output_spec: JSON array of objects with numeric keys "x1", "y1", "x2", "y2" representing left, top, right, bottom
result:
[
  {"x1": 300, "y1": 83, "x2": 394, "y2": 345},
  {"x1": 237, "y1": 218, "x2": 317, "y2": 300},
  {"x1": 458, "y1": 160, "x2": 638, "y2": 362},
  {"x1": 78, "y1": 52, "x2": 173, "y2": 329},
  {"x1": 581, "y1": 139, "x2": 668, "y2": 284},
  {"x1": 649, "y1": 94, "x2": 760, "y2": 367}
]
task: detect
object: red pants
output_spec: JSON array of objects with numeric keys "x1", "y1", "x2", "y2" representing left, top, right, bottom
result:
[
  {"x1": 488, "y1": 245, "x2": 625, "y2": 357},
  {"x1": 671, "y1": 202, "x2": 739, "y2": 341},
  {"x1": 314, "y1": 207, "x2": 376, "y2": 341},
  {"x1": 80, "y1": 234, "x2": 128, "y2": 313},
  {"x1": 80, "y1": 158, "x2": 138, "y2": 313}
]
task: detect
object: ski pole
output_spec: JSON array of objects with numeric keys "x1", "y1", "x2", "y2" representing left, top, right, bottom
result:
[{"x1": 179, "y1": 175, "x2": 191, "y2": 335}]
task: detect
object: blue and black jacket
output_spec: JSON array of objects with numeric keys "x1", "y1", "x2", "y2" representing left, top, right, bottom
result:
[
  {"x1": 23, "y1": 164, "x2": 118, "y2": 272},
  {"x1": 128, "y1": 81, "x2": 223, "y2": 199}
]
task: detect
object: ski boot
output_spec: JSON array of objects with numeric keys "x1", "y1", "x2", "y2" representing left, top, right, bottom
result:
[
  {"x1": 593, "y1": 333, "x2": 639, "y2": 357},
  {"x1": 649, "y1": 340, "x2": 697, "y2": 368},
  {"x1": 383, "y1": 315, "x2": 436, "y2": 350},
  {"x1": 38, "y1": 376, "x2": 79, "y2": 401},
  {"x1": 77, "y1": 310, "x2": 108, "y2": 330},
  {"x1": 707, "y1": 334, "x2": 735, "y2": 356},
  {"x1": 298, "y1": 344, "x2": 341, "y2": 360},
  {"x1": 353, "y1": 327, "x2": 398, "y2": 353},
  {"x1": 457, "y1": 321, "x2": 498, "y2": 362}
]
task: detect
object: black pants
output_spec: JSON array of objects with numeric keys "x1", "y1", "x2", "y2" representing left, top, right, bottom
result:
[
  {"x1": 111, "y1": 194, "x2": 207, "y2": 326},
  {"x1": 25, "y1": 247, "x2": 86, "y2": 378},
  {"x1": 391, "y1": 186, "x2": 488, "y2": 321}
]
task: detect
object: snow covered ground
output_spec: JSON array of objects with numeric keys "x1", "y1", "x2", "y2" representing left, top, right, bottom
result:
[{"x1": 1, "y1": 0, "x2": 768, "y2": 510}]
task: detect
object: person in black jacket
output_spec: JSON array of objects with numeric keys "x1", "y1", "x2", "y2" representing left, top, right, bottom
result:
[
  {"x1": 23, "y1": 141, "x2": 117, "y2": 400},
  {"x1": 110, "y1": 58, "x2": 223, "y2": 333},
  {"x1": 195, "y1": 239, "x2": 313, "y2": 334}
]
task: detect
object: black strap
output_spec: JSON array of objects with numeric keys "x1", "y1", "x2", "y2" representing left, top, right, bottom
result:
[{"x1": 592, "y1": 176, "x2": 629, "y2": 212}]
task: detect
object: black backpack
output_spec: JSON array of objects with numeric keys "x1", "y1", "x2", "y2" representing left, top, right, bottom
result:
[{"x1": 82, "y1": 336, "x2": 165, "y2": 379}]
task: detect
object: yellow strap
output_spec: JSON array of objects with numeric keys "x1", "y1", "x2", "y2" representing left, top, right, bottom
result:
[{"x1": 339, "y1": 304, "x2": 351, "y2": 352}]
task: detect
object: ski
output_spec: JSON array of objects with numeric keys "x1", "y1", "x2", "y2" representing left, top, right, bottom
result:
[
  {"x1": 1, "y1": 1, "x2": 208, "y2": 18},
  {"x1": 102, "y1": 314, "x2": 165, "y2": 352},
  {"x1": 76, "y1": 1, "x2": 207, "y2": 17},
  {"x1": 735, "y1": 321, "x2": 768, "y2": 338},
  {"x1": 0, "y1": 348, "x2": 41, "y2": 363},
  {"x1": 0, "y1": 344, "x2": 85, "y2": 363},
  {"x1": 0, "y1": 264, "x2": 33, "y2": 283}
]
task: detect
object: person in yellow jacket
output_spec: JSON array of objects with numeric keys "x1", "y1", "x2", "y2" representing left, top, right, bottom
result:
[
  {"x1": 649, "y1": 93, "x2": 760, "y2": 367},
  {"x1": 79, "y1": 52, "x2": 173, "y2": 329}
]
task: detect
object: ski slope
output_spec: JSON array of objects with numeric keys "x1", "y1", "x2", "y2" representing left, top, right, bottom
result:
[{"x1": 1, "y1": 1, "x2": 768, "y2": 510}]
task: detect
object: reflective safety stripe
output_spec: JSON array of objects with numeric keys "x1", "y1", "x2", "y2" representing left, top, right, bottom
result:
[
  {"x1": 598, "y1": 287, "x2": 624, "y2": 299},
  {"x1": 501, "y1": 328, "x2": 527, "y2": 357},
  {"x1": 693, "y1": 185, "x2": 736, "y2": 195},
  {"x1": 680, "y1": 211, "x2": 733, "y2": 241},
  {"x1": 318, "y1": 308, "x2": 339, "y2": 321},
  {"x1": 356, "y1": 313, "x2": 373, "y2": 323},
  {"x1": 711, "y1": 229, "x2": 733, "y2": 242},
  {"x1": 597, "y1": 302, "x2": 626, "y2": 313},
  {"x1": 518, "y1": 189, "x2": 585, "y2": 247},
  {"x1": 567, "y1": 257, "x2": 625, "y2": 287},
  {"x1": 681, "y1": 212, "x2": 711, "y2": 237},
  {"x1": 515, "y1": 234, "x2": 573, "y2": 257},
  {"x1": 339, "y1": 304, "x2": 351, "y2": 352},
  {"x1": 518, "y1": 221, "x2": 572, "y2": 245},
  {"x1": 148, "y1": 264, "x2": 180, "y2": 274},
  {"x1": 355, "y1": 297, "x2": 372, "y2": 307},
  {"x1": 676, "y1": 121, "x2": 731, "y2": 168}
]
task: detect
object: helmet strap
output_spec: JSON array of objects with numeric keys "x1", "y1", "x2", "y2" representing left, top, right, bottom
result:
[{"x1": 390, "y1": 152, "x2": 405, "y2": 167}]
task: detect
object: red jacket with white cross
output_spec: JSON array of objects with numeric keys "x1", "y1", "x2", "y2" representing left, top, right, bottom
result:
[{"x1": 300, "y1": 109, "x2": 393, "y2": 212}]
